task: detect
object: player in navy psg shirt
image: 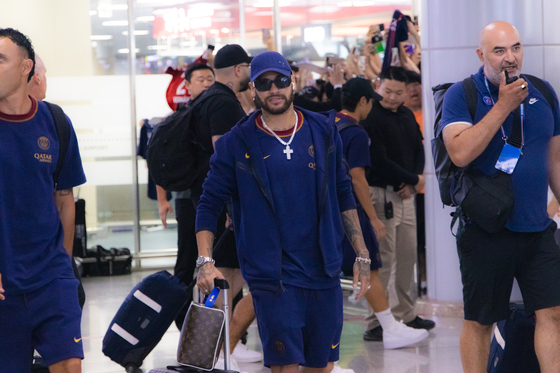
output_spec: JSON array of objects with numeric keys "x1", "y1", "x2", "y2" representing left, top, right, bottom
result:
[
  {"x1": 337, "y1": 78, "x2": 428, "y2": 350},
  {"x1": 0, "y1": 28, "x2": 86, "y2": 372},
  {"x1": 196, "y1": 52, "x2": 370, "y2": 372}
]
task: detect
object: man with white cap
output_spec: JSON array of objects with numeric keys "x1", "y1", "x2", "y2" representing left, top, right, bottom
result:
[{"x1": 195, "y1": 51, "x2": 370, "y2": 373}]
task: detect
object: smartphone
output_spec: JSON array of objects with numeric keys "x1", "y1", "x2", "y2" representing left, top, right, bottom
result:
[
  {"x1": 326, "y1": 56, "x2": 343, "y2": 67},
  {"x1": 262, "y1": 28, "x2": 271, "y2": 39},
  {"x1": 371, "y1": 32, "x2": 385, "y2": 54},
  {"x1": 207, "y1": 45, "x2": 215, "y2": 51},
  {"x1": 404, "y1": 44, "x2": 415, "y2": 54}
]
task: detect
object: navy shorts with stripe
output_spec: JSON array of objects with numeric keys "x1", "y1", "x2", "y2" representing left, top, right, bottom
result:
[
  {"x1": 0, "y1": 277, "x2": 84, "y2": 370},
  {"x1": 251, "y1": 284, "x2": 343, "y2": 368}
]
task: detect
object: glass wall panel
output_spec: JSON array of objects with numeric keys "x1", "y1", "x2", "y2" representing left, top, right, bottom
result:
[{"x1": 273, "y1": 0, "x2": 414, "y2": 66}]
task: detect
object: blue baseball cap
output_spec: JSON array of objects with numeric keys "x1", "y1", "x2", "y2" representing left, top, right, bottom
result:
[{"x1": 250, "y1": 51, "x2": 292, "y2": 82}]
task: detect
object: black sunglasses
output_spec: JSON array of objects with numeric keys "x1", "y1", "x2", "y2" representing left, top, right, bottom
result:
[{"x1": 253, "y1": 75, "x2": 291, "y2": 91}]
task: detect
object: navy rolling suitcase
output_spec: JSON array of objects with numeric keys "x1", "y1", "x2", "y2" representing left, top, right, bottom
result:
[
  {"x1": 487, "y1": 303, "x2": 541, "y2": 373},
  {"x1": 103, "y1": 270, "x2": 191, "y2": 372}
]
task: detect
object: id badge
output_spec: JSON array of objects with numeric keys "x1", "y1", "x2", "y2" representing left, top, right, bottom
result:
[{"x1": 495, "y1": 143, "x2": 522, "y2": 174}]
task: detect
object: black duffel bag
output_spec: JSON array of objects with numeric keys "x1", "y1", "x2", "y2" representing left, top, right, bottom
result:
[{"x1": 453, "y1": 168, "x2": 514, "y2": 234}]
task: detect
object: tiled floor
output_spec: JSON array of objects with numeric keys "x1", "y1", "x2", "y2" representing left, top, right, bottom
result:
[{"x1": 81, "y1": 270, "x2": 465, "y2": 373}]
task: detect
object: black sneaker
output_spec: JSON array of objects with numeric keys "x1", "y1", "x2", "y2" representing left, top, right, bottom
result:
[
  {"x1": 363, "y1": 325, "x2": 383, "y2": 341},
  {"x1": 405, "y1": 316, "x2": 436, "y2": 330}
]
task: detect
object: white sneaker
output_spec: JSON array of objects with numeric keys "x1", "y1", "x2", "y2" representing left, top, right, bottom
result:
[
  {"x1": 215, "y1": 354, "x2": 247, "y2": 373},
  {"x1": 383, "y1": 321, "x2": 429, "y2": 350},
  {"x1": 331, "y1": 362, "x2": 355, "y2": 373},
  {"x1": 347, "y1": 288, "x2": 360, "y2": 304},
  {"x1": 232, "y1": 341, "x2": 263, "y2": 363}
]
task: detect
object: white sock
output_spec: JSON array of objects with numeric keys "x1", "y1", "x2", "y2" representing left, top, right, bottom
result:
[{"x1": 375, "y1": 308, "x2": 398, "y2": 331}]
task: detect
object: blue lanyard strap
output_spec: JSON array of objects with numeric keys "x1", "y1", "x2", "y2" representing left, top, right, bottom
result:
[{"x1": 484, "y1": 76, "x2": 525, "y2": 150}]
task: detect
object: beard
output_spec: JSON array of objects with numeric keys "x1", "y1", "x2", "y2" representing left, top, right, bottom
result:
[
  {"x1": 485, "y1": 62, "x2": 520, "y2": 86},
  {"x1": 254, "y1": 89, "x2": 294, "y2": 115},
  {"x1": 239, "y1": 76, "x2": 250, "y2": 92}
]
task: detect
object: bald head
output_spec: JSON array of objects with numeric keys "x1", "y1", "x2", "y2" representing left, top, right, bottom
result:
[
  {"x1": 479, "y1": 21, "x2": 520, "y2": 49},
  {"x1": 28, "y1": 54, "x2": 47, "y2": 100},
  {"x1": 476, "y1": 21, "x2": 523, "y2": 86}
]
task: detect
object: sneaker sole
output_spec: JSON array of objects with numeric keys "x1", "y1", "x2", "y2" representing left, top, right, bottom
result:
[
  {"x1": 383, "y1": 330, "x2": 429, "y2": 350},
  {"x1": 231, "y1": 355, "x2": 263, "y2": 363}
]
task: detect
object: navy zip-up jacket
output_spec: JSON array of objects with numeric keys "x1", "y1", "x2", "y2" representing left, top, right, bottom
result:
[{"x1": 196, "y1": 107, "x2": 356, "y2": 292}]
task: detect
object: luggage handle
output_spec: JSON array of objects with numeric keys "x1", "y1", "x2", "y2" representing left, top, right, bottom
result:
[{"x1": 213, "y1": 278, "x2": 231, "y2": 371}]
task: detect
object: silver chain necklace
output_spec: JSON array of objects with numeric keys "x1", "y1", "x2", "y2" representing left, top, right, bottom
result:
[{"x1": 261, "y1": 110, "x2": 298, "y2": 160}]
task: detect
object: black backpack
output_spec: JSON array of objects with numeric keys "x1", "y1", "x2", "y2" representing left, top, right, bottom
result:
[
  {"x1": 146, "y1": 90, "x2": 229, "y2": 192},
  {"x1": 431, "y1": 75, "x2": 555, "y2": 206}
]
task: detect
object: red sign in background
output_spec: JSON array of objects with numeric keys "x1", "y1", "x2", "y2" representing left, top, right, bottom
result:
[{"x1": 153, "y1": 4, "x2": 410, "y2": 39}]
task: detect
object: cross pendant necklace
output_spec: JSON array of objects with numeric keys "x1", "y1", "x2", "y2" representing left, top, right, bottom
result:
[
  {"x1": 283, "y1": 145, "x2": 294, "y2": 160},
  {"x1": 261, "y1": 110, "x2": 298, "y2": 160}
]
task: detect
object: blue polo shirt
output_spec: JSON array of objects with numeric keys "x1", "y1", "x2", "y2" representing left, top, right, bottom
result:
[
  {"x1": 0, "y1": 98, "x2": 86, "y2": 294},
  {"x1": 255, "y1": 110, "x2": 339, "y2": 289},
  {"x1": 440, "y1": 66, "x2": 560, "y2": 232}
]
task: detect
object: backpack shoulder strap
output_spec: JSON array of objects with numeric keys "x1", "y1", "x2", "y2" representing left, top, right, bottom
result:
[
  {"x1": 336, "y1": 120, "x2": 358, "y2": 133},
  {"x1": 461, "y1": 77, "x2": 478, "y2": 121},
  {"x1": 523, "y1": 74, "x2": 555, "y2": 109},
  {"x1": 43, "y1": 101, "x2": 70, "y2": 190}
]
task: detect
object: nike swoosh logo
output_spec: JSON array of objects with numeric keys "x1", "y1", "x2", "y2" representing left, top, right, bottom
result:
[
  {"x1": 74, "y1": 337, "x2": 82, "y2": 343},
  {"x1": 264, "y1": 155, "x2": 271, "y2": 159},
  {"x1": 332, "y1": 342, "x2": 340, "y2": 349},
  {"x1": 245, "y1": 153, "x2": 250, "y2": 158},
  {"x1": 529, "y1": 98, "x2": 538, "y2": 105}
]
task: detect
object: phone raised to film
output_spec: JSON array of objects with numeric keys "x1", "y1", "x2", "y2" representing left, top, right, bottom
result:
[{"x1": 370, "y1": 23, "x2": 385, "y2": 54}]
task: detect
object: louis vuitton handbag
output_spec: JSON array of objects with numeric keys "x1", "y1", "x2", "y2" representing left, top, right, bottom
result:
[{"x1": 177, "y1": 278, "x2": 231, "y2": 371}]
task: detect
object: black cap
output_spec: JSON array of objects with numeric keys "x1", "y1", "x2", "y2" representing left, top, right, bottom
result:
[
  {"x1": 214, "y1": 44, "x2": 252, "y2": 69},
  {"x1": 300, "y1": 86, "x2": 320, "y2": 100},
  {"x1": 342, "y1": 77, "x2": 383, "y2": 101}
]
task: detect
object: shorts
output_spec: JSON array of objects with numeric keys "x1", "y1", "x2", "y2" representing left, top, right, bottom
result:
[
  {"x1": 341, "y1": 206, "x2": 382, "y2": 276},
  {"x1": 251, "y1": 284, "x2": 343, "y2": 368},
  {"x1": 0, "y1": 278, "x2": 84, "y2": 369},
  {"x1": 457, "y1": 220, "x2": 560, "y2": 325}
]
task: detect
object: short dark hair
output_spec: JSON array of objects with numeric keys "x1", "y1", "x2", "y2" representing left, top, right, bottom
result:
[
  {"x1": 342, "y1": 92, "x2": 370, "y2": 112},
  {"x1": 405, "y1": 70, "x2": 421, "y2": 85},
  {"x1": 0, "y1": 28, "x2": 35, "y2": 82},
  {"x1": 379, "y1": 66, "x2": 408, "y2": 85},
  {"x1": 185, "y1": 63, "x2": 214, "y2": 82}
]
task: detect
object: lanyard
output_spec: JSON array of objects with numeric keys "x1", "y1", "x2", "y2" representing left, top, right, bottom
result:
[{"x1": 484, "y1": 76, "x2": 525, "y2": 150}]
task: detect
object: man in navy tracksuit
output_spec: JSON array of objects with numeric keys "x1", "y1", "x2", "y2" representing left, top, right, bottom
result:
[{"x1": 195, "y1": 51, "x2": 371, "y2": 373}]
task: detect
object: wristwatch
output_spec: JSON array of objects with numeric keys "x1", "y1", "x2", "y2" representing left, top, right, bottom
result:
[{"x1": 196, "y1": 256, "x2": 215, "y2": 268}]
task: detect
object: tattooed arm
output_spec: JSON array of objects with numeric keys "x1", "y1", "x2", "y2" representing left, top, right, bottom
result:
[
  {"x1": 55, "y1": 188, "x2": 75, "y2": 256},
  {"x1": 341, "y1": 209, "x2": 371, "y2": 300},
  {"x1": 196, "y1": 230, "x2": 225, "y2": 294}
]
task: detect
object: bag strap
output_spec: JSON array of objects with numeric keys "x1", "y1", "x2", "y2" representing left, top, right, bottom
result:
[
  {"x1": 462, "y1": 77, "x2": 478, "y2": 121},
  {"x1": 336, "y1": 120, "x2": 358, "y2": 133},
  {"x1": 523, "y1": 74, "x2": 555, "y2": 109},
  {"x1": 44, "y1": 101, "x2": 70, "y2": 190}
]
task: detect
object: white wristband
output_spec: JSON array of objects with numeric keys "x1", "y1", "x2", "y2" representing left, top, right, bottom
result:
[{"x1": 355, "y1": 257, "x2": 371, "y2": 264}]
